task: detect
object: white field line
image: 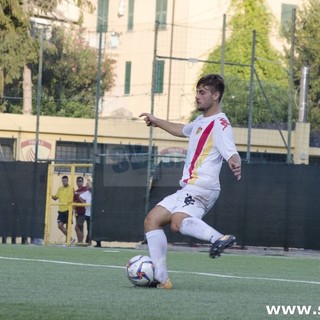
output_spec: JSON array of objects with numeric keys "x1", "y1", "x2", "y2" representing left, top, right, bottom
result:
[{"x1": 1, "y1": 255, "x2": 319, "y2": 286}]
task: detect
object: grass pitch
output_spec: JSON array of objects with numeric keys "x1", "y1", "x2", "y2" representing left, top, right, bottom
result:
[{"x1": 0, "y1": 244, "x2": 319, "y2": 320}]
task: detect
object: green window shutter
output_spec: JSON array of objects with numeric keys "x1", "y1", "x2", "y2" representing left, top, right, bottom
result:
[
  {"x1": 128, "y1": 0, "x2": 135, "y2": 31},
  {"x1": 156, "y1": 0, "x2": 167, "y2": 29},
  {"x1": 281, "y1": 4, "x2": 296, "y2": 34},
  {"x1": 97, "y1": 0, "x2": 109, "y2": 33},
  {"x1": 155, "y1": 60, "x2": 164, "y2": 94},
  {"x1": 125, "y1": 61, "x2": 132, "y2": 95}
]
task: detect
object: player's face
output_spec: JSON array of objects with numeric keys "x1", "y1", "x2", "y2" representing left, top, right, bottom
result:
[
  {"x1": 62, "y1": 178, "x2": 69, "y2": 187},
  {"x1": 195, "y1": 85, "x2": 218, "y2": 113}
]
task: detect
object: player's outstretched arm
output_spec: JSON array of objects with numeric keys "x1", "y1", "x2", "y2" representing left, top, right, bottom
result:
[
  {"x1": 139, "y1": 113, "x2": 185, "y2": 137},
  {"x1": 228, "y1": 153, "x2": 241, "y2": 181}
]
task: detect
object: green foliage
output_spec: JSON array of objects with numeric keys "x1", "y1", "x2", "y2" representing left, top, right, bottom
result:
[
  {"x1": 29, "y1": 0, "x2": 59, "y2": 12},
  {"x1": 291, "y1": 0, "x2": 320, "y2": 132},
  {"x1": 191, "y1": 75, "x2": 291, "y2": 127},
  {"x1": 196, "y1": 0, "x2": 290, "y2": 126},
  {"x1": 0, "y1": 0, "x2": 37, "y2": 90},
  {"x1": 35, "y1": 26, "x2": 115, "y2": 117},
  {"x1": 1, "y1": 0, "x2": 111, "y2": 118}
]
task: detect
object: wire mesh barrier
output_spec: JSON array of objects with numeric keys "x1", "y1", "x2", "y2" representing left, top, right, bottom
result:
[
  {"x1": 92, "y1": 155, "x2": 320, "y2": 249},
  {"x1": 1, "y1": 160, "x2": 319, "y2": 249},
  {"x1": 150, "y1": 22, "x2": 297, "y2": 165},
  {"x1": 0, "y1": 162, "x2": 48, "y2": 244}
]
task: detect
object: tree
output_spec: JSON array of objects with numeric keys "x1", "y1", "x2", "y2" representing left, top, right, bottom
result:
[
  {"x1": 2, "y1": 0, "x2": 116, "y2": 118},
  {"x1": 20, "y1": 0, "x2": 94, "y2": 114},
  {"x1": 37, "y1": 26, "x2": 115, "y2": 117},
  {"x1": 194, "y1": 0, "x2": 290, "y2": 127},
  {"x1": 0, "y1": 0, "x2": 37, "y2": 111},
  {"x1": 291, "y1": 0, "x2": 320, "y2": 134}
]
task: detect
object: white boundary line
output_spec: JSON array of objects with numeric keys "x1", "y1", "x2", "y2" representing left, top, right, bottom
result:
[
  {"x1": 1, "y1": 255, "x2": 320, "y2": 286},
  {"x1": 172, "y1": 270, "x2": 320, "y2": 285},
  {"x1": 0, "y1": 256, "x2": 122, "y2": 269}
]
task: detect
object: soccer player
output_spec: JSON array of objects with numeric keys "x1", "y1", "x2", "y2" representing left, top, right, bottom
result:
[{"x1": 139, "y1": 74, "x2": 241, "y2": 289}]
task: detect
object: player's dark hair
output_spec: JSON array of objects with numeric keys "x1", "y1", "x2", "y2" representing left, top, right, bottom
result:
[
  {"x1": 196, "y1": 74, "x2": 225, "y2": 102},
  {"x1": 62, "y1": 175, "x2": 68, "y2": 180}
]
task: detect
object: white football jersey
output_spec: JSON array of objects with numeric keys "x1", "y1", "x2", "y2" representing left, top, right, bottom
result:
[
  {"x1": 180, "y1": 113, "x2": 238, "y2": 191},
  {"x1": 79, "y1": 191, "x2": 92, "y2": 217}
]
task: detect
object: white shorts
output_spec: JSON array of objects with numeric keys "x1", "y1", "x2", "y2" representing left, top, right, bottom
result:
[{"x1": 157, "y1": 185, "x2": 220, "y2": 219}]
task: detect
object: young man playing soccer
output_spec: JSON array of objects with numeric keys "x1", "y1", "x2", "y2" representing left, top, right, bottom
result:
[{"x1": 140, "y1": 74, "x2": 241, "y2": 289}]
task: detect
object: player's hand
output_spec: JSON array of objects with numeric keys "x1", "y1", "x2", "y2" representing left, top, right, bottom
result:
[
  {"x1": 231, "y1": 163, "x2": 241, "y2": 181},
  {"x1": 228, "y1": 154, "x2": 241, "y2": 181},
  {"x1": 139, "y1": 113, "x2": 157, "y2": 127}
]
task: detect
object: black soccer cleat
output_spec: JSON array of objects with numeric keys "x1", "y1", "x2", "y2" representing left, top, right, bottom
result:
[
  {"x1": 147, "y1": 280, "x2": 160, "y2": 288},
  {"x1": 210, "y1": 235, "x2": 236, "y2": 258}
]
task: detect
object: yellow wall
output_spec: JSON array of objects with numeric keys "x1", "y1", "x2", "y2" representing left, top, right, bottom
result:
[{"x1": 0, "y1": 113, "x2": 317, "y2": 164}]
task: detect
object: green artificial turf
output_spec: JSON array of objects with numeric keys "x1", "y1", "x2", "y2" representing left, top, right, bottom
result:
[{"x1": 0, "y1": 245, "x2": 319, "y2": 320}]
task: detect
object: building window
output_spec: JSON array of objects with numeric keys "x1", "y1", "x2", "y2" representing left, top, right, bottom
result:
[
  {"x1": 55, "y1": 141, "x2": 94, "y2": 172},
  {"x1": 281, "y1": 3, "x2": 296, "y2": 33},
  {"x1": 156, "y1": 0, "x2": 167, "y2": 30},
  {"x1": 55, "y1": 141, "x2": 94, "y2": 161},
  {"x1": 99, "y1": 144, "x2": 157, "y2": 177},
  {"x1": 125, "y1": 61, "x2": 132, "y2": 95},
  {"x1": 100, "y1": 144, "x2": 151, "y2": 166},
  {"x1": 97, "y1": 0, "x2": 109, "y2": 33},
  {"x1": 127, "y1": 0, "x2": 135, "y2": 31},
  {"x1": 154, "y1": 60, "x2": 165, "y2": 94},
  {"x1": 0, "y1": 138, "x2": 15, "y2": 161},
  {"x1": 109, "y1": 32, "x2": 120, "y2": 49}
]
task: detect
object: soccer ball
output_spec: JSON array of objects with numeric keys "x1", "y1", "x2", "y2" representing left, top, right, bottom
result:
[{"x1": 125, "y1": 255, "x2": 155, "y2": 286}]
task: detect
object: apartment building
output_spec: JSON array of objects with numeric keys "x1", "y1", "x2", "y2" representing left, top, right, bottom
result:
[{"x1": 78, "y1": 0, "x2": 306, "y2": 121}]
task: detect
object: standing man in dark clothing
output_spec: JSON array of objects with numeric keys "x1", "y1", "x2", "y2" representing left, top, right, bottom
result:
[{"x1": 74, "y1": 176, "x2": 87, "y2": 243}]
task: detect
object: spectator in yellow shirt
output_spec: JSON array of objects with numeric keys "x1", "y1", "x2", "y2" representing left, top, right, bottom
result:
[{"x1": 52, "y1": 175, "x2": 75, "y2": 244}]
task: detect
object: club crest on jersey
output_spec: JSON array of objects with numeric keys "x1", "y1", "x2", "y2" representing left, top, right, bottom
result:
[
  {"x1": 183, "y1": 194, "x2": 195, "y2": 207},
  {"x1": 219, "y1": 118, "x2": 230, "y2": 131},
  {"x1": 196, "y1": 127, "x2": 202, "y2": 135}
]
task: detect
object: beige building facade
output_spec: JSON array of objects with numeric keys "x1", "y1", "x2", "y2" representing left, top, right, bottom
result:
[{"x1": 76, "y1": 0, "x2": 307, "y2": 122}]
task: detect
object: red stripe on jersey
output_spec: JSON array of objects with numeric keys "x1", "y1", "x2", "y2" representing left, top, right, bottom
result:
[{"x1": 183, "y1": 120, "x2": 215, "y2": 183}]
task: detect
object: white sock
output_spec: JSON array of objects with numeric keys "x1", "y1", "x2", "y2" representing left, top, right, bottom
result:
[
  {"x1": 145, "y1": 229, "x2": 168, "y2": 283},
  {"x1": 180, "y1": 217, "x2": 222, "y2": 243}
]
